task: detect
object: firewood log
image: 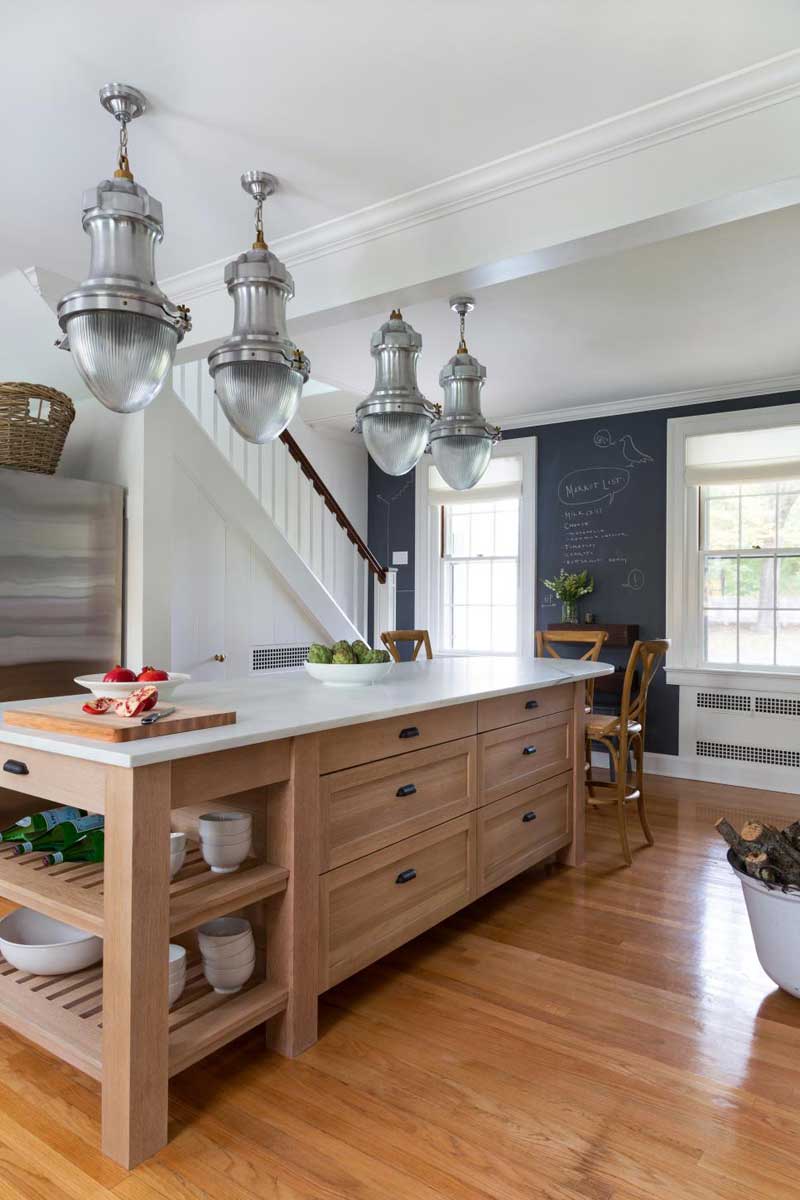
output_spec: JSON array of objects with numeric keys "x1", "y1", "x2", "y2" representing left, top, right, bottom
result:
[
  {"x1": 715, "y1": 818, "x2": 756, "y2": 859},
  {"x1": 740, "y1": 822, "x2": 800, "y2": 881},
  {"x1": 744, "y1": 852, "x2": 781, "y2": 885}
]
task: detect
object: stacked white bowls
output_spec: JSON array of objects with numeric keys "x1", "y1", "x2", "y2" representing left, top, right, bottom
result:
[
  {"x1": 170, "y1": 831, "x2": 187, "y2": 879},
  {"x1": 168, "y1": 943, "x2": 187, "y2": 1006},
  {"x1": 197, "y1": 917, "x2": 255, "y2": 994},
  {"x1": 199, "y1": 812, "x2": 252, "y2": 875}
]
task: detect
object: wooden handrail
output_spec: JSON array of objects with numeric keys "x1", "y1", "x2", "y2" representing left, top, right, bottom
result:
[{"x1": 280, "y1": 430, "x2": 387, "y2": 583}]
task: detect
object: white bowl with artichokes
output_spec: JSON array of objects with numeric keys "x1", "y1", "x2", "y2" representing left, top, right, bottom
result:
[{"x1": 304, "y1": 640, "x2": 393, "y2": 685}]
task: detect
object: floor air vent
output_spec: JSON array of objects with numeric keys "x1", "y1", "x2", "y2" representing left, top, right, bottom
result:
[
  {"x1": 696, "y1": 739, "x2": 800, "y2": 769},
  {"x1": 252, "y1": 645, "x2": 310, "y2": 671},
  {"x1": 696, "y1": 691, "x2": 751, "y2": 712},
  {"x1": 754, "y1": 696, "x2": 800, "y2": 717}
]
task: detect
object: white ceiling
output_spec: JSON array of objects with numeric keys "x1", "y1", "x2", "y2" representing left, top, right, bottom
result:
[
  {"x1": 2, "y1": 0, "x2": 800, "y2": 282},
  {"x1": 298, "y1": 205, "x2": 800, "y2": 426}
]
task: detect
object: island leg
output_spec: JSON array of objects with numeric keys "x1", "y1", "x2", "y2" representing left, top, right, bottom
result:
[
  {"x1": 558, "y1": 682, "x2": 587, "y2": 868},
  {"x1": 102, "y1": 762, "x2": 171, "y2": 1167},
  {"x1": 265, "y1": 733, "x2": 319, "y2": 1057}
]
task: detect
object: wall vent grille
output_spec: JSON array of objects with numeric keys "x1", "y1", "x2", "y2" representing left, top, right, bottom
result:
[
  {"x1": 696, "y1": 739, "x2": 800, "y2": 769},
  {"x1": 754, "y1": 696, "x2": 800, "y2": 717},
  {"x1": 252, "y1": 645, "x2": 309, "y2": 672},
  {"x1": 696, "y1": 691, "x2": 751, "y2": 712}
]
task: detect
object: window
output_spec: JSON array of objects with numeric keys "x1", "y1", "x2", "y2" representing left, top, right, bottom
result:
[
  {"x1": 666, "y1": 403, "x2": 800, "y2": 681},
  {"x1": 440, "y1": 497, "x2": 519, "y2": 653},
  {"x1": 414, "y1": 438, "x2": 536, "y2": 657},
  {"x1": 701, "y1": 480, "x2": 800, "y2": 667}
]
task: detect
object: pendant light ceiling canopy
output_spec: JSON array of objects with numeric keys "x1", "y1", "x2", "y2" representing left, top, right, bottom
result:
[
  {"x1": 429, "y1": 296, "x2": 500, "y2": 491},
  {"x1": 208, "y1": 171, "x2": 309, "y2": 444},
  {"x1": 355, "y1": 310, "x2": 437, "y2": 477},
  {"x1": 56, "y1": 84, "x2": 191, "y2": 414}
]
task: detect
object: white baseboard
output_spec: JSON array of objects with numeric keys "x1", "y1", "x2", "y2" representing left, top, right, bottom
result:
[{"x1": 590, "y1": 748, "x2": 800, "y2": 795}]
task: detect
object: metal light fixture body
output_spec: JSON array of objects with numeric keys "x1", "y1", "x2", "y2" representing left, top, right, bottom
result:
[
  {"x1": 355, "y1": 310, "x2": 437, "y2": 476},
  {"x1": 429, "y1": 297, "x2": 500, "y2": 491},
  {"x1": 57, "y1": 84, "x2": 190, "y2": 414},
  {"x1": 209, "y1": 172, "x2": 310, "y2": 444}
]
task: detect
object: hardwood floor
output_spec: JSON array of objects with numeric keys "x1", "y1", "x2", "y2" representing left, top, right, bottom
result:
[{"x1": 3, "y1": 778, "x2": 800, "y2": 1199}]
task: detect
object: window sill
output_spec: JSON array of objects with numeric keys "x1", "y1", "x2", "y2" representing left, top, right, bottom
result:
[{"x1": 666, "y1": 665, "x2": 800, "y2": 692}]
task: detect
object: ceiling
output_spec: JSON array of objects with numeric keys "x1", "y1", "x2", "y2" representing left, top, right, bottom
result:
[{"x1": 1, "y1": 0, "x2": 800, "y2": 282}]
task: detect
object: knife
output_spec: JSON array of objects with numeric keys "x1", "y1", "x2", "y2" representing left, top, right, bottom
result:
[{"x1": 141, "y1": 706, "x2": 177, "y2": 726}]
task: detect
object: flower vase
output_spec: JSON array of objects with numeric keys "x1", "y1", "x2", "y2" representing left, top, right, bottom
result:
[{"x1": 561, "y1": 600, "x2": 578, "y2": 624}]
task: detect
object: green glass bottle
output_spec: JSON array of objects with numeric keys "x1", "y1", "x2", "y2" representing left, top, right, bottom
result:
[
  {"x1": 43, "y1": 829, "x2": 104, "y2": 866},
  {"x1": 0, "y1": 806, "x2": 87, "y2": 842},
  {"x1": 13, "y1": 814, "x2": 104, "y2": 856}
]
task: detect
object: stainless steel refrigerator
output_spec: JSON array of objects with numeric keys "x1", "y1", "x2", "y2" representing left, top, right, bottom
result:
[{"x1": 0, "y1": 467, "x2": 124, "y2": 704}]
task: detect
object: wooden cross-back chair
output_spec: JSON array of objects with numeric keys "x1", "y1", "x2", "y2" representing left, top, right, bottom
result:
[
  {"x1": 535, "y1": 629, "x2": 608, "y2": 713},
  {"x1": 586, "y1": 638, "x2": 670, "y2": 867},
  {"x1": 380, "y1": 629, "x2": 433, "y2": 662}
]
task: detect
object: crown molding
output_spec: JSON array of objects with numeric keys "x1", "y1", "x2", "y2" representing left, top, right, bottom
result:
[
  {"x1": 496, "y1": 372, "x2": 800, "y2": 432},
  {"x1": 164, "y1": 50, "x2": 800, "y2": 306}
]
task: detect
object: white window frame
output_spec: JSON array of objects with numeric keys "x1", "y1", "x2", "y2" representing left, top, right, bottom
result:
[
  {"x1": 415, "y1": 436, "x2": 536, "y2": 657},
  {"x1": 666, "y1": 403, "x2": 800, "y2": 690}
]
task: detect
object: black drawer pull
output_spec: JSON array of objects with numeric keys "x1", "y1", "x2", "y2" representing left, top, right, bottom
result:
[
  {"x1": 522, "y1": 745, "x2": 537, "y2": 756},
  {"x1": 522, "y1": 811, "x2": 537, "y2": 823},
  {"x1": 3, "y1": 760, "x2": 29, "y2": 776},
  {"x1": 396, "y1": 783, "x2": 417, "y2": 798},
  {"x1": 525, "y1": 699, "x2": 539, "y2": 710},
  {"x1": 399, "y1": 726, "x2": 420, "y2": 739},
  {"x1": 395, "y1": 868, "x2": 417, "y2": 884}
]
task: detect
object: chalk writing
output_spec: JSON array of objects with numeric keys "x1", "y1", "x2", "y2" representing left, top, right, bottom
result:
[{"x1": 558, "y1": 466, "x2": 630, "y2": 507}]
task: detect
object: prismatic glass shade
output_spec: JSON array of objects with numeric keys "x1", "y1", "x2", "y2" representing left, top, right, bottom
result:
[
  {"x1": 66, "y1": 311, "x2": 178, "y2": 414},
  {"x1": 213, "y1": 360, "x2": 303, "y2": 444},
  {"x1": 361, "y1": 411, "x2": 431, "y2": 476},
  {"x1": 430, "y1": 432, "x2": 493, "y2": 491}
]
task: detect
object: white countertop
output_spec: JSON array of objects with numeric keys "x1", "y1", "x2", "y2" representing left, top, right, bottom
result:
[{"x1": 0, "y1": 656, "x2": 614, "y2": 768}]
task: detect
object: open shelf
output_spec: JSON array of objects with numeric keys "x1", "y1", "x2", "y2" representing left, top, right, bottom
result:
[
  {"x1": 0, "y1": 953, "x2": 288, "y2": 1082},
  {"x1": 0, "y1": 843, "x2": 288, "y2": 938}
]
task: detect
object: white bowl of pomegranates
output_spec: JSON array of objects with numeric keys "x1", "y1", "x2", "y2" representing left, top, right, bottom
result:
[{"x1": 75, "y1": 666, "x2": 191, "y2": 702}]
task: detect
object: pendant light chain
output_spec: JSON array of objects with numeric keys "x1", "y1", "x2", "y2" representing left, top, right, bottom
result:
[
  {"x1": 253, "y1": 194, "x2": 267, "y2": 250},
  {"x1": 115, "y1": 118, "x2": 133, "y2": 181},
  {"x1": 457, "y1": 307, "x2": 468, "y2": 354}
]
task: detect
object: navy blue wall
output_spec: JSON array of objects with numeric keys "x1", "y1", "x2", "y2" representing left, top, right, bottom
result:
[{"x1": 367, "y1": 390, "x2": 800, "y2": 751}]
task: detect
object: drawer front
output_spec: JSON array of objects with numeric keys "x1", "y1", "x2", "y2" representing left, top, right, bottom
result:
[
  {"x1": 318, "y1": 703, "x2": 477, "y2": 775},
  {"x1": 0, "y1": 741, "x2": 108, "y2": 812},
  {"x1": 477, "y1": 683, "x2": 573, "y2": 732},
  {"x1": 478, "y1": 772, "x2": 572, "y2": 894},
  {"x1": 479, "y1": 711, "x2": 572, "y2": 806},
  {"x1": 320, "y1": 737, "x2": 477, "y2": 871},
  {"x1": 319, "y1": 813, "x2": 476, "y2": 990}
]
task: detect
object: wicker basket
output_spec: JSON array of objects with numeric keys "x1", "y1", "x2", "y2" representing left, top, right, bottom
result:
[{"x1": 0, "y1": 382, "x2": 76, "y2": 475}]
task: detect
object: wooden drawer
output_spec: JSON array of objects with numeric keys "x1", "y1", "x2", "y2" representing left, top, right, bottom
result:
[
  {"x1": 479, "y1": 711, "x2": 572, "y2": 806},
  {"x1": 319, "y1": 812, "x2": 477, "y2": 990},
  {"x1": 320, "y1": 737, "x2": 477, "y2": 871},
  {"x1": 478, "y1": 772, "x2": 572, "y2": 894},
  {"x1": 0, "y1": 741, "x2": 108, "y2": 812},
  {"x1": 318, "y1": 703, "x2": 477, "y2": 774},
  {"x1": 477, "y1": 682, "x2": 573, "y2": 732}
]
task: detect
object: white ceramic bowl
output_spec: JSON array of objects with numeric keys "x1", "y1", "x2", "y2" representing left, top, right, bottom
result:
[
  {"x1": 197, "y1": 917, "x2": 252, "y2": 953},
  {"x1": 200, "y1": 837, "x2": 251, "y2": 874},
  {"x1": 201, "y1": 942, "x2": 255, "y2": 969},
  {"x1": 74, "y1": 672, "x2": 191, "y2": 701},
  {"x1": 199, "y1": 812, "x2": 252, "y2": 838},
  {"x1": 203, "y1": 957, "x2": 255, "y2": 995},
  {"x1": 168, "y1": 944, "x2": 187, "y2": 1006},
  {"x1": 169, "y1": 832, "x2": 187, "y2": 879},
  {"x1": 304, "y1": 660, "x2": 393, "y2": 687},
  {"x1": 0, "y1": 908, "x2": 103, "y2": 975}
]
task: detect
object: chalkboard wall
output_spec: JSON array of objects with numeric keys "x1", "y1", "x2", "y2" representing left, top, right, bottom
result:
[{"x1": 367, "y1": 390, "x2": 800, "y2": 751}]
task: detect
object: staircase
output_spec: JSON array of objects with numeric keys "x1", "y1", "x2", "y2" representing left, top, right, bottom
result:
[{"x1": 172, "y1": 361, "x2": 395, "y2": 644}]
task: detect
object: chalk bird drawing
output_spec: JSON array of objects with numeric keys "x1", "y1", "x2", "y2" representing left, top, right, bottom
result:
[{"x1": 593, "y1": 427, "x2": 653, "y2": 466}]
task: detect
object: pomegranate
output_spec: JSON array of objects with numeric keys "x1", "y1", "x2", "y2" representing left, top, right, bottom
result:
[
  {"x1": 137, "y1": 666, "x2": 169, "y2": 682},
  {"x1": 103, "y1": 665, "x2": 136, "y2": 683},
  {"x1": 82, "y1": 686, "x2": 158, "y2": 718}
]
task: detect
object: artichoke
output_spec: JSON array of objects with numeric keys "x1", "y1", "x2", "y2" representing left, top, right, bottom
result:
[
  {"x1": 365, "y1": 648, "x2": 391, "y2": 664},
  {"x1": 351, "y1": 640, "x2": 370, "y2": 663},
  {"x1": 307, "y1": 643, "x2": 333, "y2": 664},
  {"x1": 332, "y1": 645, "x2": 355, "y2": 664}
]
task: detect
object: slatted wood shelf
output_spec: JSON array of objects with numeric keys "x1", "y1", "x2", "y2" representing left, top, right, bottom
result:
[
  {"x1": 0, "y1": 844, "x2": 288, "y2": 938},
  {"x1": 0, "y1": 954, "x2": 288, "y2": 1082}
]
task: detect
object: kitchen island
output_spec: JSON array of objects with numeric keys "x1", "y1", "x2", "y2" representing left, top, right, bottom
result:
[{"x1": 0, "y1": 656, "x2": 611, "y2": 1167}]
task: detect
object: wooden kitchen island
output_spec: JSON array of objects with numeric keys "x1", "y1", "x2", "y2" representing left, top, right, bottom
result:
[{"x1": 0, "y1": 656, "x2": 610, "y2": 1168}]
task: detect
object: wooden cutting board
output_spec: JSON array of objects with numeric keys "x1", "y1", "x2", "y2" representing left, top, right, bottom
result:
[{"x1": 3, "y1": 701, "x2": 237, "y2": 743}]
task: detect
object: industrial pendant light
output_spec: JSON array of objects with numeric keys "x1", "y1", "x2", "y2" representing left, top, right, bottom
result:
[
  {"x1": 208, "y1": 172, "x2": 309, "y2": 444},
  {"x1": 56, "y1": 84, "x2": 191, "y2": 414},
  {"x1": 355, "y1": 309, "x2": 437, "y2": 476},
  {"x1": 429, "y1": 297, "x2": 499, "y2": 490}
]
